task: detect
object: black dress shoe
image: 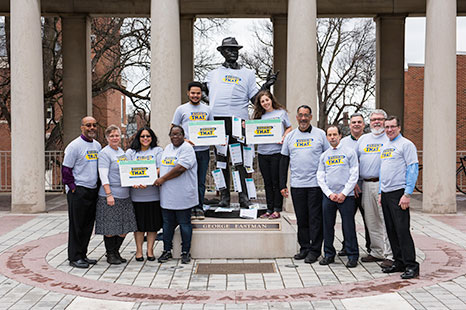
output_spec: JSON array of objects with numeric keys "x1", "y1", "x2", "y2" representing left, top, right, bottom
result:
[
  {"x1": 69, "y1": 259, "x2": 89, "y2": 269},
  {"x1": 135, "y1": 256, "x2": 144, "y2": 262},
  {"x1": 84, "y1": 257, "x2": 97, "y2": 265},
  {"x1": 293, "y1": 250, "x2": 309, "y2": 260},
  {"x1": 147, "y1": 253, "x2": 155, "y2": 261},
  {"x1": 401, "y1": 268, "x2": 419, "y2": 279},
  {"x1": 338, "y1": 249, "x2": 347, "y2": 256},
  {"x1": 319, "y1": 256, "x2": 335, "y2": 265},
  {"x1": 382, "y1": 264, "x2": 405, "y2": 273},
  {"x1": 304, "y1": 253, "x2": 318, "y2": 264},
  {"x1": 346, "y1": 260, "x2": 358, "y2": 268}
]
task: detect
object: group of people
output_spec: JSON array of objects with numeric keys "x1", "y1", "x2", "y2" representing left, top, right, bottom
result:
[
  {"x1": 64, "y1": 117, "x2": 197, "y2": 268},
  {"x1": 63, "y1": 36, "x2": 420, "y2": 280},
  {"x1": 279, "y1": 107, "x2": 419, "y2": 279}
]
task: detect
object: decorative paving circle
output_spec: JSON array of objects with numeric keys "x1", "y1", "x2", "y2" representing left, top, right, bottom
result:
[{"x1": 0, "y1": 232, "x2": 465, "y2": 304}]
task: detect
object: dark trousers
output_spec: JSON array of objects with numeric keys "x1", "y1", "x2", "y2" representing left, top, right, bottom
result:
[
  {"x1": 290, "y1": 187, "x2": 323, "y2": 257},
  {"x1": 195, "y1": 149, "x2": 210, "y2": 209},
  {"x1": 323, "y1": 196, "x2": 359, "y2": 261},
  {"x1": 258, "y1": 153, "x2": 283, "y2": 213},
  {"x1": 67, "y1": 186, "x2": 98, "y2": 262},
  {"x1": 381, "y1": 189, "x2": 418, "y2": 270},
  {"x1": 162, "y1": 208, "x2": 192, "y2": 253},
  {"x1": 214, "y1": 116, "x2": 249, "y2": 198},
  {"x1": 342, "y1": 193, "x2": 371, "y2": 252}
]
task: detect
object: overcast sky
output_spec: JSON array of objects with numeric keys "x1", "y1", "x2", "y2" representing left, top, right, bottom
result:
[{"x1": 204, "y1": 17, "x2": 466, "y2": 68}]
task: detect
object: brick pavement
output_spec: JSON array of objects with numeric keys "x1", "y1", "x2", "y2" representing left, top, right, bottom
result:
[{"x1": 0, "y1": 194, "x2": 466, "y2": 309}]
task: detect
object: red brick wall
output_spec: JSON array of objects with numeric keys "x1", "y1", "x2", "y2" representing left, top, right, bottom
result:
[{"x1": 404, "y1": 54, "x2": 466, "y2": 151}]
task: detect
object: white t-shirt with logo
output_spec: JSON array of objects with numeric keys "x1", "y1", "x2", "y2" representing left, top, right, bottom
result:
[
  {"x1": 159, "y1": 142, "x2": 198, "y2": 210},
  {"x1": 317, "y1": 144, "x2": 359, "y2": 197},
  {"x1": 380, "y1": 134, "x2": 418, "y2": 192},
  {"x1": 281, "y1": 127, "x2": 330, "y2": 188},
  {"x1": 126, "y1": 147, "x2": 163, "y2": 202},
  {"x1": 172, "y1": 102, "x2": 213, "y2": 152},
  {"x1": 206, "y1": 66, "x2": 258, "y2": 120},
  {"x1": 357, "y1": 132, "x2": 389, "y2": 179},
  {"x1": 98, "y1": 146, "x2": 130, "y2": 199},
  {"x1": 257, "y1": 109, "x2": 292, "y2": 155},
  {"x1": 63, "y1": 136, "x2": 102, "y2": 191}
]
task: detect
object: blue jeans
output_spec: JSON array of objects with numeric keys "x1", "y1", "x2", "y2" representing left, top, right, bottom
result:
[
  {"x1": 196, "y1": 149, "x2": 210, "y2": 209},
  {"x1": 322, "y1": 195, "x2": 359, "y2": 261},
  {"x1": 161, "y1": 208, "x2": 192, "y2": 253}
]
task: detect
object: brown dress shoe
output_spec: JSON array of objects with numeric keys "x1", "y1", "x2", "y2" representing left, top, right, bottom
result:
[{"x1": 360, "y1": 255, "x2": 384, "y2": 263}]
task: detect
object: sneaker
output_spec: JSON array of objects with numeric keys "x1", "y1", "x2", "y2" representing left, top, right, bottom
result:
[
  {"x1": 181, "y1": 252, "x2": 191, "y2": 264},
  {"x1": 196, "y1": 209, "x2": 205, "y2": 220},
  {"x1": 158, "y1": 251, "x2": 172, "y2": 263}
]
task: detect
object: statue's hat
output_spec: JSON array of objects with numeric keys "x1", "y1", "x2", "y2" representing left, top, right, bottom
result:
[{"x1": 217, "y1": 37, "x2": 243, "y2": 51}]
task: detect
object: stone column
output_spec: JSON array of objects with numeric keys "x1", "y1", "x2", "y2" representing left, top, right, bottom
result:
[
  {"x1": 180, "y1": 15, "x2": 194, "y2": 103},
  {"x1": 375, "y1": 15, "x2": 406, "y2": 128},
  {"x1": 10, "y1": 0, "x2": 45, "y2": 213},
  {"x1": 151, "y1": 0, "x2": 181, "y2": 147},
  {"x1": 62, "y1": 16, "x2": 92, "y2": 146},
  {"x1": 423, "y1": 0, "x2": 457, "y2": 213},
  {"x1": 272, "y1": 15, "x2": 287, "y2": 108},
  {"x1": 287, "y1": 0, "x2": 317, "y2": 127}
]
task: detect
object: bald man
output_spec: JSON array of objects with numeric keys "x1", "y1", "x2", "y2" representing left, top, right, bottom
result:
[{"x1": 62, "y1": 116, "x2": 102, "y2": 268}]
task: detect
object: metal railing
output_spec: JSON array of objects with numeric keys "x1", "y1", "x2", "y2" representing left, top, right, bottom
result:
[{"x1": 0, "y1": 150, "x2": 465, "y2": 193}]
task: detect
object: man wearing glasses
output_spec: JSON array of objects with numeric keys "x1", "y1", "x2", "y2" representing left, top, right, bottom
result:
[
  {"x1": 356, "y1": 109, "x2": 393, "y2": 267},
  {"x1": 62, "y1": 116, "x2": 102, "y2": 268},
  {"x1": 379, "y1": 116, "x2": 419, "y2": 279},
  {"x1": 279, "y1": 105, "x2": 330, "y2": 264}
]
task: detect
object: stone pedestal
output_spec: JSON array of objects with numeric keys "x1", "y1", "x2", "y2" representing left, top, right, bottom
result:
[{"x1": 173, "y1": 214, "x2": 298, "y2": 258}]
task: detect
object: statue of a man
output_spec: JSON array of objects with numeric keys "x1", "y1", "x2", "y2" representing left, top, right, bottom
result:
[{"x1": 204, "y1": 37, "x2": 278, "y2": 208}]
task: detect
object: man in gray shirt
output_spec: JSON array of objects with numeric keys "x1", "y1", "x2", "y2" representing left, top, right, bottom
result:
[
  {"x1": 62, "y1": 116, "x2": 102, "y2": 268},
  {"x1": 279, "y1": 105, "x2": 329, "y2": 264}
]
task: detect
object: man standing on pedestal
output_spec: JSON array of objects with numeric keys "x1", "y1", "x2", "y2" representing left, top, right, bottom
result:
[
  {"x1": 205, "y1": 37, "x2": 277, "y2": 208},
  {"x1": 172, "y1": 81, "x2": 213, "y2": 220},
  {"x1": 339, "y1": 112, "x2": 371, "y2": 256},
  {"x1": 379, "y1": 116, "x2": 419, "y2": 279},
  {"x1": 357, "y1": 109, "x2": 393, "y2": 267},
  {"x1": 279, "y1": 105, "x2": 329, "y2": 264},
  {"x1": 62, "y1": 116, "x2": 102, "y2": 268}
]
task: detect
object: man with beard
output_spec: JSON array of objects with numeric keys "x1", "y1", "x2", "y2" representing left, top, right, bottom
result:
[
  {"x1": 63, "y1": 116, "x2": 102, "y2": 268},
  {"x1": 357, "y1": 109, "x2": 393, "y2": 267},
  {"x1": 279, "y1": 105, "x2": 329, "y2": 264}
]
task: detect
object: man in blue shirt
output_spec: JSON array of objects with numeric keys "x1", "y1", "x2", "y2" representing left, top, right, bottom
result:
[{"x1": 379, "y1": 116, "x2": 419, "y2": 279}]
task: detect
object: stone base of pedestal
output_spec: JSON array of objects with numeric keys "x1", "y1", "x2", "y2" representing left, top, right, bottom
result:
[{"x1": 173, "y1": 213, "x2": 298, "y2": 259}]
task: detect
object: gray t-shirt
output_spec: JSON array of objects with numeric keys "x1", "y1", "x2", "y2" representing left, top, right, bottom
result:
[
  {"x1": 281, "y1": 127, "x2": 330, "y2": 188},
  {"x1": 380, "y1": 134, "x2": 418, "y2": 192},
  {"x1": 126, "y1": 147, "x2": 163, "y2": 202},
  {"x1": 206, "y1": 66, "x2": 258, "y2": 120},
  {"x1": 257, "y1": 109, "x2": 292, "y2": 155},
  {"x1": 317, "y1": 144, "x2": 359, "y2": 197},
  {"x1": 172, "y1": 102, "x2": 213, "y2": 152},
  {"x1": 160, "y1": 142, "x2": 198, "y2": 210},
  {"x1": 63, "y1": 136, "x2": 102, "y2": 191},
  {"x1": 340, "y1": 135, "x2": 358, "y2": 150},
  {"x1": 357, "y1": 132, "x2": 389, "y2": 179},
  {"x1": 98, "y1": 146, "x2": 130, "y2": 199}
]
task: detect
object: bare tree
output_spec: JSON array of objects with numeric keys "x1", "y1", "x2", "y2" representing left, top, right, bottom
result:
[{"x1": 242, "y1": 18, "x2": 376, "y2": 128}]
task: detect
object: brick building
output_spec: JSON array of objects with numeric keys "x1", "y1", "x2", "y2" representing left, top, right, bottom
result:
[{"x1": 404, "y1": 53, "x2": 466, "y2": 151}]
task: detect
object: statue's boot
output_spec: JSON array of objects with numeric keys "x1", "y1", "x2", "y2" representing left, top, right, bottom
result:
[
  {"x1": 239, "y1": 191, "x2": 252, "y2": 209},
  {"x1": 218, "y1": 189, "x2": 231, "y2": 208}
]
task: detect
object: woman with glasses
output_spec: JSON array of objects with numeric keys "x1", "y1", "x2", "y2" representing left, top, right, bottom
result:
[
  {"x1": 126, "y1": 127, "x2": 163, "y2": 261},
  {"x1": 154, "y1": 125, "x2": 198, "y2": 264},
  {"x1": 252, "y1": 90, "x2": 292, "y2": 219},
  {"x1": 96, "y1": 125, "x2": 137, "y2": 265}
]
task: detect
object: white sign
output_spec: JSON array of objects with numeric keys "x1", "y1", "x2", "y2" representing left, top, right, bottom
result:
[
  {"x1": 245, "y1": 119, "x2": 282, "y2": 144},
  {"x1": 240, "y1": 208, "x2": 258, "y2": 219},
  {"x1": 212, "y1": 169, "x2": 226, "y2": 190},
  {"x1": 232, "y1": 117, "x2": 243, "y2": 139},
  {"x1": 229, "y1": 143, "x2": 243, "y2": 165},
  {"x1": 188, "y1": 120, "x2": 226, "y2": 146},
  {"x1": 245, "y1": 178, "x2": 257, "y2": 199},
  {"x1": 119, "y1": 160, "x2": 157, "y2": 187},
  {"x1": 232, "y1": 170, "x2": 242, "y2": 192},
  {"x1": 243, "y1": 146, "x2": 254, "y2": 168},
  {"x1": 215, "y1": 135, "x2": 229, "y2": 156}
]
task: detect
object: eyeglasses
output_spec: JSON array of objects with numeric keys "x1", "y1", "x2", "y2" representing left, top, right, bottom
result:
[
  {"x1": 83, "y1": 123, "x2": 97, "y2": 128},
  {"x1": 140, "y1": 135, "x2": 151, "y2": 138}
]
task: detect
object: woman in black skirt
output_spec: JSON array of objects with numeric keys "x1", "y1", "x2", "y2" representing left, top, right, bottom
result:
[{"x1": 126, "y1": 127, "x2": 163, "y2": 261}]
